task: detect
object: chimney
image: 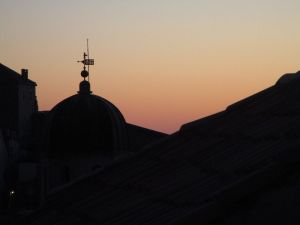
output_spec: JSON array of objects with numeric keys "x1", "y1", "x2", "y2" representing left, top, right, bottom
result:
[{"x1": 21, "y1": 69, "x2": 28, "y2": 80}]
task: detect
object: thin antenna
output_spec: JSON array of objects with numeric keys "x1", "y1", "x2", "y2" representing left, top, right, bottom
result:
[{"x1": 87, "y1": 38, "x2": 90, "y2": 81}]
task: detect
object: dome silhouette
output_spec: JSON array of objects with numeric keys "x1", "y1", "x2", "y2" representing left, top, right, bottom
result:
[{"x1": 45, "y1": 88, "x2": 127, "y2": 157}]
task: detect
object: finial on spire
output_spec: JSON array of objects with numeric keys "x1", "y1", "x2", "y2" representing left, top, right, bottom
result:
[
  {"x1": 77, "y1": 39, "x2": 94, "y2": 81},
  {"x1": 77, "y1": 39, "x2": 94, "y2": 94}
]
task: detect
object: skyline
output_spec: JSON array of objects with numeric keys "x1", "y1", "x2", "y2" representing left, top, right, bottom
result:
[{"x1": 1, "y1": 0, "x2": 300, "y2": 133}]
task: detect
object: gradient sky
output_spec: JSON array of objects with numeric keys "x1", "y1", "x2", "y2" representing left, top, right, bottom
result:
[{"x1": 1, "y1": 0, "x2": 300, "y2": 133}]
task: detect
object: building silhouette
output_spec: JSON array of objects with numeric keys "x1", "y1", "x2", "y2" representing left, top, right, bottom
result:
[
  {"x1": 2, "y1": 62, "x2": 300, "y2": 225},
  {"x1": 0, "y1": 64, "x2": 37, "y2": 211},
  {"x1": 0, "y1": 63, "x2": 166, "y2": 215}
]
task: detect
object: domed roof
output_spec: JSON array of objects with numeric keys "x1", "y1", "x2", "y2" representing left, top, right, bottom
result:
[{"x1": 45, "y1": 81, "x2": 127, "y2": 157}]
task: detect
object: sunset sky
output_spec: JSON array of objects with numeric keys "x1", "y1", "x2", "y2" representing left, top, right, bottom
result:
[{"x1": 1, "y1": 0, "x2": 300, "y2": 133}]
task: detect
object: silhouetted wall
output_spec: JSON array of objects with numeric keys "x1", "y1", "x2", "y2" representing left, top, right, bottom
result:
[
  {"x1": 0, "y1": 84, "x2": 18, "y2": 131},
  {"x1": 18, "y1": 83, "x2": 38, "y2": 145},
  {"x1": 0, "y1": 130, "x2": 8, "y2": 211}
]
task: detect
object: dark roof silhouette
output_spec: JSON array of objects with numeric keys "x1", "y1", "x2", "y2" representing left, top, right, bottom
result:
[
  {"x1": 0, "y1": 63, "x2": 36, "y2": 86},
  {"x1": 126, "y1": 123, "x2": 168, "y2": 152},
  {"x1": 24, "y1": 71, "x2": 300, "y2": 225},
  {"x1": 276, "y1": 70, "x2": 300, "y2": 85},
  {"x1": 44, "y1": 88, "x2": 127, "y2": 157}
]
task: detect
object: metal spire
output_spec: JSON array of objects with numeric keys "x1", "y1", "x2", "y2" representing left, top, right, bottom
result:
[{"x1": 77, "y1": 39, "x2": 94, "y2": 81}]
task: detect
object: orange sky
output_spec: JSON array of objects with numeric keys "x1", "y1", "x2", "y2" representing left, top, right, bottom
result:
[{"x1": 1, "y1": 0, "x2": 300, "y2": 133}]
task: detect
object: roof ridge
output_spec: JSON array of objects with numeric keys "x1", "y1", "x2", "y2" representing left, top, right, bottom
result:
[{"x1": 0, "y1": 63, "x2": 36, "y2": 85}]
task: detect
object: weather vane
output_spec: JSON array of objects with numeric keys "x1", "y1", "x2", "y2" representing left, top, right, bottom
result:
[{"x1": 77, "y1": 39, "x2": 94, "y2": 81}]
